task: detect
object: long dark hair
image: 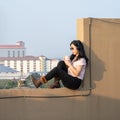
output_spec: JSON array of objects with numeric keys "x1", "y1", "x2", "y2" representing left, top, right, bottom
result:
[{"x1": 70, "y1": 40, "x2": 88, "y2": 65}]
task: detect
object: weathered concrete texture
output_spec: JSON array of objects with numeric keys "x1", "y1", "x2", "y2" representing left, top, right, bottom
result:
[
  {"x1": 77, "y1": 18, "x2": 120, "y2": 98},
  {"x1": 0, "y1": 88, "x2": 120, "y2": 120},
  {"x1": 0, "y1": 88, "x2": 89, "y2": 120},
  {"x1": 0, "y1": 87, "x2": 90, "y2": 98},
  {"x1": 77, "y1": 18, "x2": 120, "y2": 119},
  {"x1": 0, "y1": 18, "x2": 120, "y2": 120}
]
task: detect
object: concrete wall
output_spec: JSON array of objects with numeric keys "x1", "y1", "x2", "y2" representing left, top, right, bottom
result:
[
  {"x1": 0, "y1": 18, "x2": 120, "y2": 120},
  {"x1": 77, "y1": 18, "x2": 120, "y2": 119}
]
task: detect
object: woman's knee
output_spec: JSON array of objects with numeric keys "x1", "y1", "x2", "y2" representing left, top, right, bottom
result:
[
  {"x1": 57, "y1": 60, "x2": 65, "y2": 67},
  {"x1": 57, "y1": 60, "x2": 67, "y2": 72}
]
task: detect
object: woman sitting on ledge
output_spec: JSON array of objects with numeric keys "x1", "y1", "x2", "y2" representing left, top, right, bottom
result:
[{"x1": 31, "y1": 40, "x2": 88, "y2": 90}]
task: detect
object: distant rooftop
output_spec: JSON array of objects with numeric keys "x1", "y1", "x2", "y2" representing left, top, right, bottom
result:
[
  {"x1": 0, "y1": 55, "x2": 50, "y2": 61},
  {"x1": 0, "y1": 41, "x2": 25, "y2": 49},
  {"x1": 0, "y1": 64, "x2": 18, "y2": 73},
  {"x1": 0, "y1": 56, "x2": 39, "y2": 61}
]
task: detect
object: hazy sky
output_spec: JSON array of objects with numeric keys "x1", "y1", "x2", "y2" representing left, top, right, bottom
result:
[{"x1": 0, "y1": 0, "x2": 120, "y2": 58}]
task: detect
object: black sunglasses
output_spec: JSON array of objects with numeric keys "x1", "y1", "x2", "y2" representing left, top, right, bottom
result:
[{"x1": 70, "y1": 47, "x2": 74, "y2": 50}]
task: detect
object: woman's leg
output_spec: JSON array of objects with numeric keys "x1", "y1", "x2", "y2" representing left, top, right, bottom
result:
[
  {"x1": 48, "y1": 75, "x2": 61, "y2": 89},
  {"x1": 45, "y1": 61, "x2": 81, "y2": 89},
  {"x1": 31, "y1": 60, "x2": 81, "y2": 89},
  {"x1": 55, "y1": 68, "x2": 81, "y2": 89},
  {"x1": 48, "y1": 61, "x2": 67, "y2": 88},
  {"x1": 45, "y1": 61, "x2": 67, "y2": 80},
  {"x1": 31, "y1": 65, "x2": 59, "y2": 88}
]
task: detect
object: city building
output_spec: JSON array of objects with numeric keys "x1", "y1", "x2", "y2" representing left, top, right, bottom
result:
[
  {"x1": 0, "y1": 55, "x2": 59, "y2": 77},
  {"x1": 0, "y1": 41, "x2": 60, "y2": 78},
  {"x1": 39, "y1": 55, "x2": 46, "y2": 72},
  {"x1": 46, "y1": 59, "x2": 59, "y2": 72},
  {"x1": 0, "y1": 41, "x2": 26, "y2": 57},
  {"x1": 0, "y1": 56, "x2": 41, "y2": 76}
]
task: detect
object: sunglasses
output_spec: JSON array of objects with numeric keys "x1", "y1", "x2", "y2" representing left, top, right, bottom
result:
[{"x1": 70, "y1": 47, "x2": 74, "y2": 50}]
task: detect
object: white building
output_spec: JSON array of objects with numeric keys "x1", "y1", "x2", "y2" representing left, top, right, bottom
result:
[
  {"x1": 51, "y1": 59, "x2": 60, "y2": 68},
  {"x1": 46, "y1": 59, "x2": 59, "y2": 72},
  {"x1": 0, "y1": 41, "x2": 26, "y2": 57},
  {"x1": 0, "y1": 56, "x2": 60, "y2": 76},
  {"x1": 0, "y1": 56, "x2": 41, "y2": 76},
  {"x1": 0, "y1": 41, "x2": 60, "y2": 77},
  {"x1": 39, "y1": 56, "x2": 46, "y2": 72}
]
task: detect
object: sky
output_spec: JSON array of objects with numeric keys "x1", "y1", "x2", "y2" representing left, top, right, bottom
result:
[{"x1": 0, "y1": 0, "x2": 120, "y2": 59}]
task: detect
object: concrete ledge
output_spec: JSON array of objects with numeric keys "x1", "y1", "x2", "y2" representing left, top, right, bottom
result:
[
  {"x1": 0, "y1": 87, "x2": 91, "y2": 120},
  {"x1": 0, "y1": 87, "x2": 91, "y2": 98}
]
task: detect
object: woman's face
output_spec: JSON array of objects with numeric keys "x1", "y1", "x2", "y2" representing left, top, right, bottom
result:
[{"x1": 70, "y1": 44, "x2": 79, "y2": 56}]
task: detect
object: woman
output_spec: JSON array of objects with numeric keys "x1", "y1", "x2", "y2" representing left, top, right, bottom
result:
[{"x1": 31, "y1": 40, "x2": 88, "y2": 90}]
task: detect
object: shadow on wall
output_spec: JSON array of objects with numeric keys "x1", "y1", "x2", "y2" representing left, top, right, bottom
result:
[{"x1": 82, "y1": 43, "x2": 106, "y2": 90}]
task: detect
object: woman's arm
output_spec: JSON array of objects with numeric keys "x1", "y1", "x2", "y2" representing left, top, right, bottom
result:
[
  {"x1": 64, "y1": 60, "x2": 83, "y2": 77},
  {"x1": 68, "y1": 64, "x2": 83, "y2": 77}
]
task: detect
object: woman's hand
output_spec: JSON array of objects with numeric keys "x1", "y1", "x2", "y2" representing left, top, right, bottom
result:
[
  {"x1": 64, "y1": 60, "x2": 72, "y2": 67},
  {"x1": 63, "y1": 56, "x2": 71, "y2": 67}
]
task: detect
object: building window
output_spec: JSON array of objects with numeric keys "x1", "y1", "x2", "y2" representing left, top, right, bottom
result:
[
  {"x1": 18, "y1": 51, "x2": 20, "y2": 57},
  {"x1": 8, "y1": 61, "x2": 10, "y2": 67},
  {"x1": 27, "y1": 61, "x2": 29, "y2": 68},
  {"x1": 8, "y1": 51, "x2": 10, "y2": 57},
  {"x1": 34, "y1": 61, "x2": 36, "y2": 71},
  {"x1": 27, "y1": 69, "x2": 29, "y2": 73},
  {"x1": 23, "y1": 51, "x2": 25, "y2": 57},
  {"x1": 14, "y1": 61, "x2": 16, "y2": 69},
  {"x1": 20, "y1": 62, "x2": 23, "y2": 74},
  {"x1": 13, "y1": 51, "x2": 15, "y2": 57}
]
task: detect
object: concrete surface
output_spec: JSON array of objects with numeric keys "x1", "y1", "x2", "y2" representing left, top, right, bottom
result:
[{"x1": 0, "y1": 18, "x2": 120, "y2": 120}]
